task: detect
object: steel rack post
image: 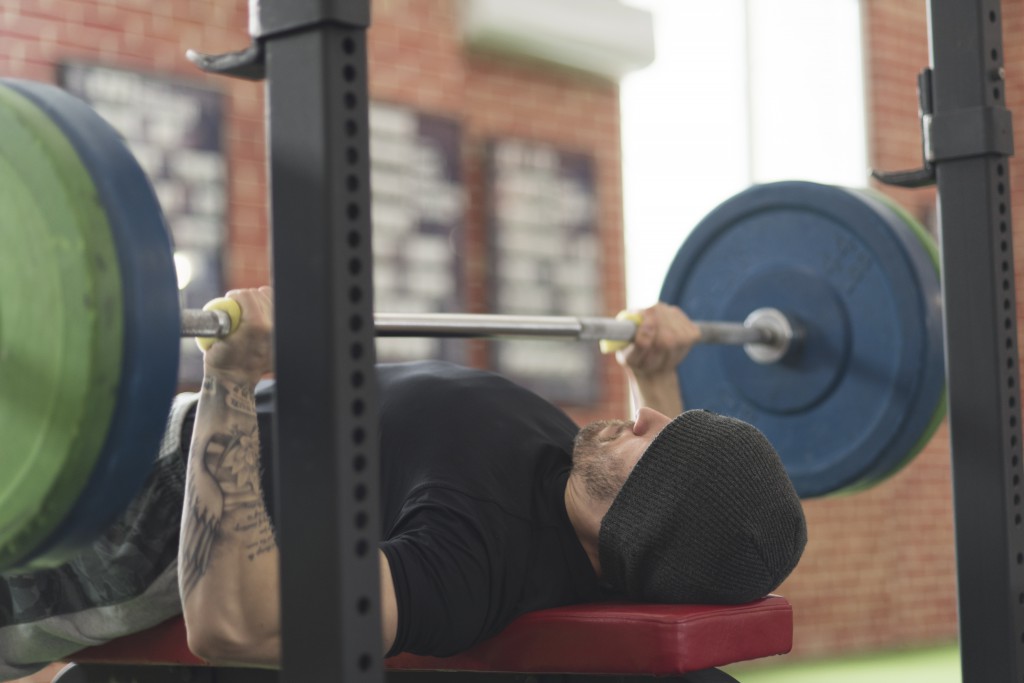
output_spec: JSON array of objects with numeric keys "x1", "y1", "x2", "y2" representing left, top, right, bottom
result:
[
  {"x1": 927, "y1": 1, "x2": 1021, "y2": 680},
  {"x1": 261, "y1": 1, "x2": 382, "y2": 682}
]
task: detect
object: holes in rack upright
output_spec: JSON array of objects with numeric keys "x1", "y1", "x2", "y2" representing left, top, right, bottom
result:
[
  {"x1": 337, "y1": 32, "x2": 379, "y2": 664},
  {"x1": 1007, "y1": 136, "x2": 1024, "y2": 635}
]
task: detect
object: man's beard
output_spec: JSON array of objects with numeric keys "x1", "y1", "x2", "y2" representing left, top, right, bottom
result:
[{"x1": 572, "y1": 420, "x2": 632, "y2": 502}]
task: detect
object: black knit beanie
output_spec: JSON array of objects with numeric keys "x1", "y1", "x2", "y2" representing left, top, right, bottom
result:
[{"x1": 598, "y1": 410, "x2": 807, "y2": 604}]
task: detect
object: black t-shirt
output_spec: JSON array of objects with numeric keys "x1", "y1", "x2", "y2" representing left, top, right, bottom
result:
[{"x1": 184, "y1": 361, "x2": 602, "y2": 657}]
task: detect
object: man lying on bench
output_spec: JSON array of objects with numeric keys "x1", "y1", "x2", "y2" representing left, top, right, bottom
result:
[{"x1": 0, "y1": 291, "x2": 806, "y2": 679}]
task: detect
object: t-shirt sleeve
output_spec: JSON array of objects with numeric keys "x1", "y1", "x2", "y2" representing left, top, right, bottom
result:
[{"x1": 380, "y1": 493, "x2": 497, "y2": 658}]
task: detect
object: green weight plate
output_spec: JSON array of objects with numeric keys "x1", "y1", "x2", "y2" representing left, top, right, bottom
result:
[
  {"x1": 0, "y1": 83, "x2": 123, "y2": 570},
  {"x1": 6, "y1": 78, "x2": 180, "y2": 568}
]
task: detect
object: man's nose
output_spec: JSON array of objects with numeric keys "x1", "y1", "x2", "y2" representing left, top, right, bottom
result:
[{"x1": 633, "y1": 406, "x2": 672, "y2": 436}]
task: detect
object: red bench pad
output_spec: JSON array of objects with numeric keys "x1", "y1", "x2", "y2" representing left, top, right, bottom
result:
[
  {"x1": 388, "y1": 597, "x2": 793, "y2": 675},
  {"x1": 73, "y1": 617, "x2": 199, "y2": 667},
  {"x1": 74, "y1": 596, "x2": 792, "y2": 676}
]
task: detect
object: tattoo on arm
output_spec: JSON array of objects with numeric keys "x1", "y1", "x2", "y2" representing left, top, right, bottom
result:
[
  {"x1": 198, "y1": 378, "x2": 257, "y2": 413},
  {"x1": 181, "y1": 378, "x2": 276, "y2": 599}
]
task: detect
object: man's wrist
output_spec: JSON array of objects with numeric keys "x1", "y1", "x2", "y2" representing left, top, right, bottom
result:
[
  {"x1": 629, "y1": 371, "x2": 684, "y2": 415},
  {"x1": 202, "y1": 365, "x2": 263, "y2": 391},
  {"x1": 629, "y1": 368, "x2": 679, "y2": 387}
]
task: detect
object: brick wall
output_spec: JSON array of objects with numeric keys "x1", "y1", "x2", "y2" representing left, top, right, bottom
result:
[{"x1": 5, "y1": 0, "x2": 1023, "y2": 667}]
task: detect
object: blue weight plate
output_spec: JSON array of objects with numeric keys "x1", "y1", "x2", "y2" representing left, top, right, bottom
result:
[
  {"x1": 3, "y1": 80, "x2": 180, "y2": 567},
  {"x1": 661, "y1": 181, "x2": 944, "y2": 498}
]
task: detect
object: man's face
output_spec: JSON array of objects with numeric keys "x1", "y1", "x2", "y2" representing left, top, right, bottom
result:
[{"x1": 572, "y1": 407, "x2": 673, "y2": 503}]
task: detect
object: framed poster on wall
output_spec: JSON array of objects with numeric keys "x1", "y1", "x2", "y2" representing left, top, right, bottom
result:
[
  {"x1": 370, "y1": 102, "x2": 465, "y2": 364},
  {"x1": 487, "y1": 139, "x2": 601, "y2": 405},
  {"x1": 60, "y1": 62, "x2": 226, "y2": 386}
]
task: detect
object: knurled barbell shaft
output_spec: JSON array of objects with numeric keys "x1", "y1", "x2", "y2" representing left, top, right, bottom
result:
[
  {"x1": 180, "y1": 309, "x2": 788, "y2": 349},
  {"x1": 181, "y1": 308, "x2": 236, "y2": 338}
]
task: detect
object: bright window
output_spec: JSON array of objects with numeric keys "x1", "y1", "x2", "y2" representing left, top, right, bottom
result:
[{"x1": 621, "y1": 0, "x2": 866, "y2": 307}]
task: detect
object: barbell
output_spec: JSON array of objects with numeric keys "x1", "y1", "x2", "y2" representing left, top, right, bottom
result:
[
  {"x1": 187, "y1": 305, "x2": 792, "y2": 359},
  {"x1": 0, "y1": 78, "x2": 945, "y2": 573}
]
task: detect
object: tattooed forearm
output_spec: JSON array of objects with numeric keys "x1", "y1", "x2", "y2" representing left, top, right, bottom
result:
[
  {"x1": 239, "y1": 506, "x2": 276, "y2": 561},
  {"x1": 227, "y1": 384, "x2": 257, "y2": 415},
  {"x1": 201, "y1": 376, "x2": 257, "y2": 415},
  {"x1": 181, "y1": 374, "x2": 277, "y2": 601}
]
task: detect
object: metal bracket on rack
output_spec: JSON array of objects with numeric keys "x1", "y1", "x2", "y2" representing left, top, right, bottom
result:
[{"x1": 873, "y1": 66, "x2": 1014, "y2": 188}]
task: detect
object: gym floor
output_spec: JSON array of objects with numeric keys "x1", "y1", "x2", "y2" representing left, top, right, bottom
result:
[
  {"x1": 7, "y1": 644, "x2": 963, "y2": 683},
  {"x1": 727, "y1": 642, "x2": 960, "y2": 682}
]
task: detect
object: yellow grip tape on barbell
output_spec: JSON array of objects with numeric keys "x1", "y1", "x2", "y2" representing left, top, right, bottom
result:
[
  {"x1": 195, "y1": 297, "x2": 242, "y2": 352},
  {"x1": 598, "y1": 310, "x2": 644, "y2": 355}
]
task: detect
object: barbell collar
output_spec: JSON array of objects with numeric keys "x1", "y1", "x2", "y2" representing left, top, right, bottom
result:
[
  {"x1": 179, "y1": 309, "x2": 793, "y2": 355},
  {"x1": 741, "y1": 308, "x2": 795, "y2": 364}
]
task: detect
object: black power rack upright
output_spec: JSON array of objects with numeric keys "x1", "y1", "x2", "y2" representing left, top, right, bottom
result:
[
  {"x1": 875, "y1": 1, "x2": 1019, "y2": 680},
  {"x1": 193, "y1": 1, "x2": 383, "y2": 681}
]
